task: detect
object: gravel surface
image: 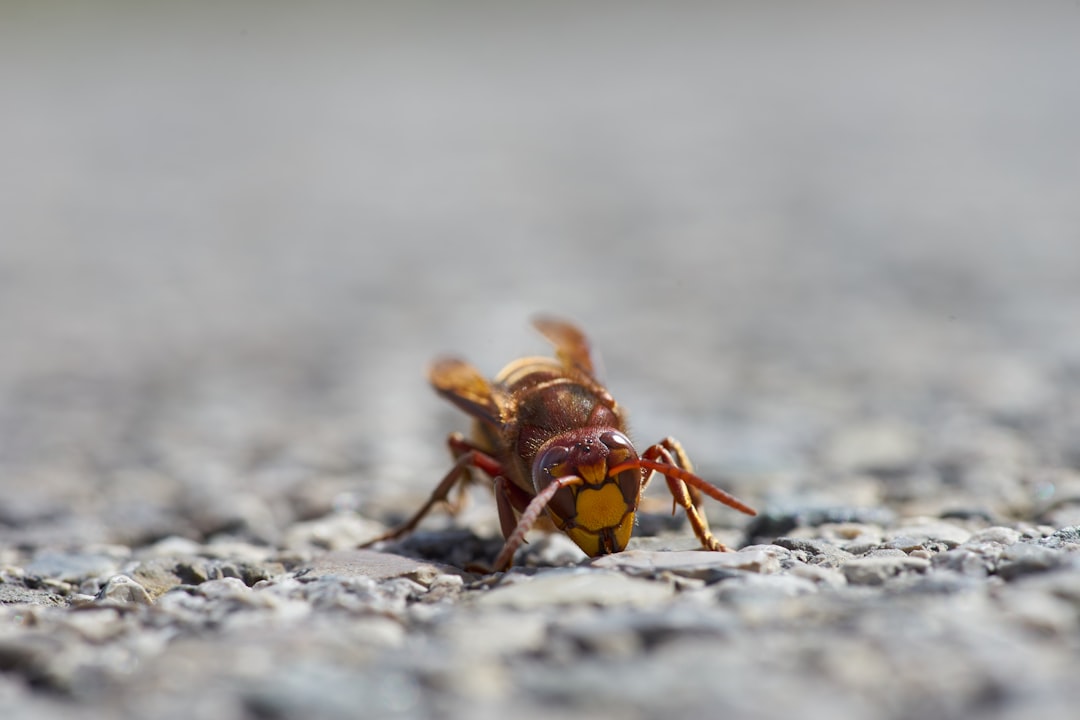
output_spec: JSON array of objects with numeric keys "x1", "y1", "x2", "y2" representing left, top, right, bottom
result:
[{"x1": 4, "y1": 3, "x2": 1080, "y2": 719}]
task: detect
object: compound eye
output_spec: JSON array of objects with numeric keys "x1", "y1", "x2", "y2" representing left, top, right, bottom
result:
[
  {"x1": 538, "y1": 445, "x2": 570, "y2": 478},
  {"x1": 532, "y1": 444, "x2": 579, "y2": 521},
  {"x1": 599, "y1": 431, "x2": 634, "y2": 465},
  {"x1": 600, "y1": 431, "x2": 631, "y2": 449}
]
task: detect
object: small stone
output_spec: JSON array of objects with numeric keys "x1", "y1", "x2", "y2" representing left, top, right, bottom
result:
[
  {"x1": 66, "y1": 593, "x2": 97, "y2": 607},
  {"x1": 419, "y1": 574, "x2": 465, "y2": 604},
  {"x1": 773, "y1": 537, "x2": 855, "y2": 570},
  {"x1": 997, "y1": 543, "x2": 1066, "y2": 581},
  {"x1": 774, "y1": 537, "x2": 847, "y2": 559},
  {"x1": 841, "y1": 556, "x2": 930, "y2": 586},
  {"x1": 932, "y1": 549, "x2": 992, "y2": 577},
  {"x1": 95, "y1": 575, "x2": 153, "y2": 605},
  {"x1": 475, "y1": 569, "x2": 673, "y2": 609},
  {"x1": 789, "y1": 563, "x2": 847, "y2": 588},
  {"x1": 0, "y1": 584, "x2": 67, "y2": 607},
  {"x1": 966, "y1": 526, "x2": 1022, "y2": 546},
  {"x1": 884, "y1": 520, "x2": 972, "y2": 549},
  {"x1": 303, "y1": 550, "x2": 465, "y2": 588},
  {"x1": 193, "y1": 577, "x2": 251, "y2": 599},
  {"x1": 800, "y1": 523, "x2": 886, "y2": 554},
  {"x1": 1038, "y1": 526, "x2": 1080, "y2": 549},
  {"x1": 127, "y1": 558, "x2": 184, "y2": 598},
  {"x1": 24, "y1": 551, "x2": 124, "y2": 583}
]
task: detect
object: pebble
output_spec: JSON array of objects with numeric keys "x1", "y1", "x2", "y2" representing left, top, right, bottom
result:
[
  {"x1": 996, "y1": 543, "x2": 1068, "y2": 581},
  {"x1": 789, "y1": 563, "x2": 848, "y2": 588},
  {"x1": 965, "y1": 526, "x2": 1022, "y2": 546},
  {"x1": 126, "y1": 559, "x2": 186, "y2": 598},
  {"x1": 302, "y1": 549, "x2": 466, "y2": 587},
  {"x1": 0, "y1": 584, "x2": 68, "y2": 607},
  {"x1": 192, "y1": 577, "x2": 251, "y2": 600},
  {"x1": 932, "y1": 549, "x2": 992, "y2": 577},
  {"x1": 883, "y1": 519, "x2": 972, "y2": 549},
  {"x1": 95, "y1": 575, "x2": 153, "y2": 605},
  {"x1": 1038, "y1": 525, "x2": 1080, "y2": 549},
  {"x1": 23, "y1": 550, "x2": 127, "y2": 583},
  {"x1": 841, "y1": 555, "x2": 931, "y2": 586},
  {"x1": 774, "y1": 537, "x2": 855, "y2": 568}
]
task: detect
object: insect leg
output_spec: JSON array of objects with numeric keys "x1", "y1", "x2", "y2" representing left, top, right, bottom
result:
[
  {"x1": 359, "y1": 434, "x2": 507, "y2": 547},
  {"x1": 494, "y1": 476, "x2": 535, "y2": 542},
  {"x1": 642, "y1": 442, "x2": 728, "y2": 552},
  {"x1": 492, "y1": 475, "x2": 584, "y2": 571},
  {"x1": 657, "y1": 437, "x2": 705, "y2": 517},
  {"x1": 443, "y1": 432, "x2": 494, "y2": 515}
]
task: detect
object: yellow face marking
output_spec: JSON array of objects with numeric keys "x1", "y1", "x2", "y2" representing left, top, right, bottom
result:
[
  {"x1": 565, "y1": 526, "x2": 600, "y2": 556},
  {"x1": 577, "y1": 460, "x2": 607, "y2": 485},
  {"x1": 565, "y1": 509, "x2": 636, "y2": 557},
  {"x1": 574, "y1": 483, "x2": 630, "y2": 532},
  {"x1": 611, "y1": 512, "x2": 634, "y2": 550}
]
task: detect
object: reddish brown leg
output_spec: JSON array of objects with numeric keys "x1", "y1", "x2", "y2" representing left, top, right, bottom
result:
[
  {"x1": 659, "y1": 437, "x2": 704, "y2": 516},
  {"x1": 359, "y1": 433, "x2": 507, "y2": 548},
  {"x1": 441, "y1": 433, "x2": 489, "y2": 515},
  {"x1": 490, "y1": 475, "x2": 584, "y2": 571},
  {"x1": 494, "y1": 476, "x2": 535, "y2": 541},
  {"x1": 633, "y1": 438, "x2": 695, "y2": 509},
  {"x1": 640, "y1": 438, "x2": 756, "y2": 552}
]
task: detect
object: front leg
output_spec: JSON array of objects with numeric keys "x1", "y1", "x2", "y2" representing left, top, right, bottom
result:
[
  {"x1": 491, "y1": 475, "x2": 584, "y2": 571},
  {"x1": 641, "y1": 438, "x2": 730, "y2": 552},
  {"x1": 359, "y1": 433, "x2": 507, "y2": 547}
]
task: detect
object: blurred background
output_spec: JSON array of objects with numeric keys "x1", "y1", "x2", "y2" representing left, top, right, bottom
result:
[{"x1": 2, "y1": 1, "x2": 1079, "y2": 548}]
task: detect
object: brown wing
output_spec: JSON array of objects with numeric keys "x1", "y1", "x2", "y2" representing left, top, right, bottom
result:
[
  {"x1": 429, "y1": 356, "x2": 505, "y2": 427},
  {"x1": 532, "y1": 316, "x2": 599, "y2": 377}
]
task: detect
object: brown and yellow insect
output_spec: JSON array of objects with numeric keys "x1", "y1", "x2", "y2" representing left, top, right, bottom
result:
[{"x1": 362, "y1": 317, "x2": 756, "y2": 571}]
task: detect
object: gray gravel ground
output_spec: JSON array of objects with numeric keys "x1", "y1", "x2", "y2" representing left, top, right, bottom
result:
[{"x1": 4, "y1": 2, "x2": 1080, "y2": 719}]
